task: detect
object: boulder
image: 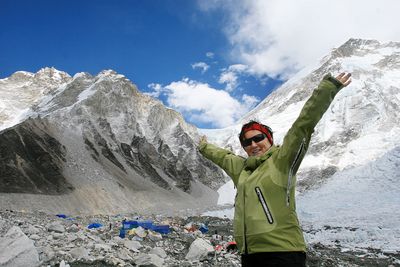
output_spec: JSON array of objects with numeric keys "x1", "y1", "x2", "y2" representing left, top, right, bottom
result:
[
  {"x1": 149, "y1": 247, "x2": 167, "y2": 259},
  {"x1": 69, "y1": 247, "x2": 89, "y2": 260},
  {"x1": 0, "y1": 226, "x2": 40, "y2": 267},
  {"x1": 124, "y1": 240, "x2": 142, "y2": 252},
  {"x1": 47, "y1": 222, "x2": 65, "y2": 233},
  {"x1": 185, "y1": 238, "x2": 214, "y2": 261},
  {"x1": 134, "y1": 253, "x2": 164, "y2": 267}
]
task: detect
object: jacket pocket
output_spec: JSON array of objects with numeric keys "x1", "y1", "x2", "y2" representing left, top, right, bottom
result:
[{"x1": 255, "y1": 187, "x2": 274, "y2": 224}]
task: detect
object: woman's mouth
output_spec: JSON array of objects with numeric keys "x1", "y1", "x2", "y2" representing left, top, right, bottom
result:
[{"x1": 251, "y1": 148, "x2": 261, "y2": 156}]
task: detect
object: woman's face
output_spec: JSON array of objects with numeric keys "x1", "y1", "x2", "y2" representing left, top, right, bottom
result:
[{"x1": 243, "y1": 130, "x2": 272, "y2": 157}]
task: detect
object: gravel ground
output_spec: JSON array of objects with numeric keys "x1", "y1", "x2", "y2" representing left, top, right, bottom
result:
[{"x1": 1, "y1": 210, "x2": 399, "y2": 266}]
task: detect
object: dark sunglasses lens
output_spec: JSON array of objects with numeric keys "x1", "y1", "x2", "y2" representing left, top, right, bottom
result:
[
  {"x1": 242, "y1": 139, "x2": 252, "y2": 147},
  {"x1": 253, "y1": 134, "x2": 266, "y2": 143},
  {"x1": 243, "y1": 134, "x2": 266, "y2": 147}
]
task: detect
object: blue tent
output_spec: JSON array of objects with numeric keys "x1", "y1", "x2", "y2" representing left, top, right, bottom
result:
[{"x1": 87, "y1": 223, "x2": 103, "y2": 229}]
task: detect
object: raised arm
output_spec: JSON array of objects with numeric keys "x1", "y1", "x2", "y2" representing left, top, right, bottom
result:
[
  {"x1": 277, "y1": 73, "x2": 351, "y2": 203},
  {"x1": 198, "y1": 136, "x2": 245, "y2": 187}
]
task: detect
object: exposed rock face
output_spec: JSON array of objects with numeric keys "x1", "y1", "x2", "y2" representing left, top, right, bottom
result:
[
  {"x1": 0, "y1": 69, "x2": 225, "y2": 214},
  {"x1": 0, "y1": 226, "x2": 40, "y2": 267},
  {"x1": 0, "y1": 119, "x2": 72, "y2": 194}
]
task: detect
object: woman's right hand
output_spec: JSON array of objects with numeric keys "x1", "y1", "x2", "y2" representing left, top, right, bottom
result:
[{"x1": 199, "y1": 135, "x2": 208, "y2": 145}]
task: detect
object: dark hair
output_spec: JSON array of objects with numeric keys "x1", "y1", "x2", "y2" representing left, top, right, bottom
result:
[{"x1": 239, "y1": 120, "x2": 274, "y2": 146}]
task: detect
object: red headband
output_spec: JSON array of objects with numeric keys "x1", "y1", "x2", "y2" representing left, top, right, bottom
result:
[{"x1": 242, "y1": 123, "x2": 273, "y2": 145}]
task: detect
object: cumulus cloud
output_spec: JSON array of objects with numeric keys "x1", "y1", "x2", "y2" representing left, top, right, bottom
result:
[
  {"x1": 242, "y1": 94, "x2": 259, "y2": 107},
  {"x1": 199, "y1": 0, "x2": 400, "y2": 78},
  {"x1": 191, "y1": 62, "x2": 210, "y2": 73},
  {"x1": 219, "y1": 64, "x2": 249, "y2": 92},
  {"x1": 146, "y1": 83, "x2": 163, "y2": 97},
  {"x1": 147, "y1": 78, "x2": 258, "y2": 127}
]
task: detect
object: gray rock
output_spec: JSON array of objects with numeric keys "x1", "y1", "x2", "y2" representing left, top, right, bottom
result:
[
  {"x1": 52, "y1": 232, "x2": 64, "y2": 239},
  {"x1": 134, "y1": 253, "x2": 164, "y2": 267},
  {"x1": 94, "y1": 243, "x2": 112, "y2": 252},
  {"x1": 117, "y1": 249, "x2": 133, "y2": 261},
  {"x1": 41, "y1": 246, "x2": 55, "y2": 262},
  {"x1": 59, "y1": 260, "x2": 70, "y2": 267},
  {"x1": 108, "y1": 256, "x2": 125, "y2": 266},
  {"x1": 0, "y1": 226, "x2": 40, "y2": 267},
  {"x1": 65, "y1": 243, "x2": 75, "y2": 249},
  {"x1": 47, "y1": 222, "x2": 65, "y2": 233},
  {"x1": 149, "y1": 247, "x2": 167, "y2": 259},
  {"x1": 69, "y1": 247, "x2": 89, "y2": 260},
  {"x1": 30, "y1": 234, "x2": 40, "y2": 240},
  {"x1": 112, "y1": 236, "x2": 124, "y2": 245},
  {"x1": 25, "y1": 225, "x2": 40, "y2": 235},
  {"x1": 67, "y1": 234, "x2": 77, "y2": 242},
  {"x1": 67, "y1": 224, "x2": 80, "y2": 233},
  {"x1": 124, "y1": 240, "x2": 142, "y2": 252},
  {"x1": 185, "y1": 238, "x2": 214, "y2": 261}
]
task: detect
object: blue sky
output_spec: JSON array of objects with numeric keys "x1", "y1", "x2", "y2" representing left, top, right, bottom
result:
[{"x1": 1, "y1": 0, "x2": 399, "y2": 128}]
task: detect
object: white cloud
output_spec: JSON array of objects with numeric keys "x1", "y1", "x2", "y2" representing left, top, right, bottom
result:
[
  {"x1": 219, "y1": 71, "x2": 237, "y2": 92},
  {"x1": 146, "y1": 83, "x2": 163, "y2": 97},
  {"x1": 219, "y1": 64, "x2": 249, "y2": 92},
  {"x1": 206, "y1": 52, "x2": 215, "y2": 59},
  {"x1": 242, "y1": 94, "x2": 259, "y2": 107},
  {"x1": 147, "y1": 78, "x2": 258, "y2": 127},
  {"x1": 191, "y1": 62, "x2": 210, "y2": 73},
  {"x1": 200, "y1": 0, "x2": 400, "y2": 78}
]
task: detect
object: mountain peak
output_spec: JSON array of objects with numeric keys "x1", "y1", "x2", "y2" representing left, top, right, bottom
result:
[
  {"x1": 98, "y1": 69, "x2": 118, "y2": 76},
  {"x1": 7, "y1": 71, "x2": 34, "y2": 82},
  {"x1": 331, "y1": 38, "x2": 400, "y2": 59},
  {"x1": 34, "y1": 67, "x2": 72, "y2": 83}
]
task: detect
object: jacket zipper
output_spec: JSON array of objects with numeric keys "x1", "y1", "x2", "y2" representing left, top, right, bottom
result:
[
  {"x1": 286, "y1": 138, "x2": 306, "y2": 206},
  {"x1": 255, "y1": 187, "x2": 274, "y2": 224},
  {"x1": 243, "y1": 189, "x2": 248, "y2": 254}
]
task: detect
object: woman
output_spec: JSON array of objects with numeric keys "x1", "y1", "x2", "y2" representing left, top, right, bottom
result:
[{"x1": 199, "y1": 73, "x2": 352, "y2": 266}]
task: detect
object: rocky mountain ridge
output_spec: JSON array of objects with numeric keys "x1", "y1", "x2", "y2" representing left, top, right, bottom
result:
[{"x1": 0, "y1": 68, "x2": 225, "y2": 214}]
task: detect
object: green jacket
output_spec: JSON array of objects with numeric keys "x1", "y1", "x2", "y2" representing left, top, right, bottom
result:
[{"x1": 199, "y1": 74, "x2": 344, "y2": 254}]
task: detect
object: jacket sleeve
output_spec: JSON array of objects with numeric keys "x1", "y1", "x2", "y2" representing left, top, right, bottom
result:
[
  {"x1": 198, "y1": 141, "x2": 245, "y2": 187},
  {"x1": 277, "y1": 74, "x2": 344, "y2": 188}
]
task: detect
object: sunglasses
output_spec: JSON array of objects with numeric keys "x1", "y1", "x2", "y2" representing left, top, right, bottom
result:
[{"x1": 241, "y1": 133, "x2": 267, "y2": 147}]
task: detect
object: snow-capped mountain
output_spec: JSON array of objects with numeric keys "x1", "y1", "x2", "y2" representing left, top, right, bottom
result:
[
  {"x1": 0, "y1": 67, "x2": 71, "y2": 130},
  {"x1": 204, "y1": 38, "x2": 400, "y2": 191},
  {"x1": 203, "y1": 38, "x2": 400, "y2": 254},
  {"x1": 0, "y1": 69, "x2": 225, "y2": 214}
]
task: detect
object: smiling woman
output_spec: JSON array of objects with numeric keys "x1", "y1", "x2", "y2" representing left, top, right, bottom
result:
[
  {"x1": 239, "y1": 121, "x2": 274, "y2": 156},
  {"x1": 198, "y1": 73, "x2": 352, "y2": 266}
]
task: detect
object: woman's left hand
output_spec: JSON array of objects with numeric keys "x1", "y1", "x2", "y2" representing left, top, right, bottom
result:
[{"x1": 336, "y1": 72, "x2": 352, "y2": 87}]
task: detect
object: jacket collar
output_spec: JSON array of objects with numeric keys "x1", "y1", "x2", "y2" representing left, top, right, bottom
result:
[{"x1": 244, "y1": 145, "x2": 278, "y2": 171}]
